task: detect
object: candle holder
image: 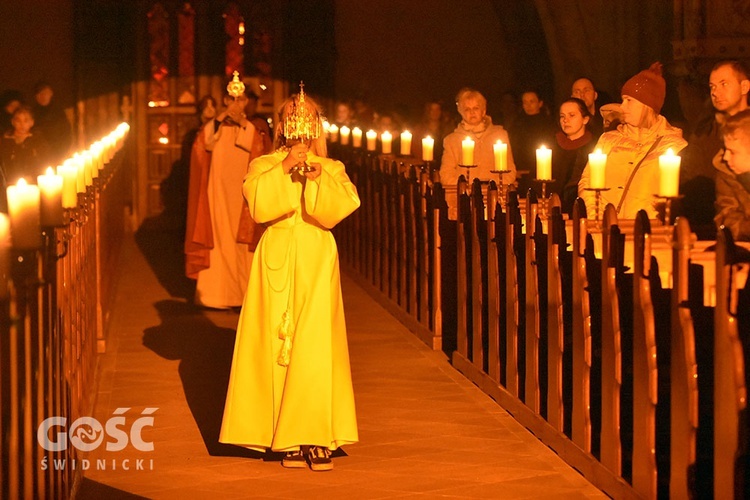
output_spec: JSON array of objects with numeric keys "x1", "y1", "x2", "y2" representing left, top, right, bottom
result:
[
  {"x1": 653, "y1": 194, "x2": 684, "y2": 226},
  {"x1": 458, "y1": 164, "x2": 477, "y2": 182},
  {"x1": 490, "y1": 169, "x2": 511, "y2": 206},
  {"x1": 532, "y1": 178, "x2": 555, "y2": 219},
  {"x1": 584, "y1": 187, "x2": 611, "y2": 223}
]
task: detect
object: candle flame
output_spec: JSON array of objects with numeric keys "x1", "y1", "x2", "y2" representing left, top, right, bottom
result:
[
  {"x1": 538, "y1": 145, "x2": 548, "y2": 150},
  {"x1": 16, "y1": 178, "x2": 27, "y2": 187},
  {"x1": 45, "y1": 166, "x2": 55, "y2": 176},
  {"x1": 665, "y1": 148, "x2": 675, "y2": 156},
  {"x1": 495, "y1": 139, "x2": 504, "y2": 145}
]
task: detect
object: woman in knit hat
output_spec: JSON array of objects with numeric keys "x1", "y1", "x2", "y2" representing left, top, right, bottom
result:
[{"x1": 578, "y1": 62, "x2": 687, "y2": 220}]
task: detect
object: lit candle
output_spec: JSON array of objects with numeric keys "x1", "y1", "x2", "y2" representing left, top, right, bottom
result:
[
  {"x1": 82, "y1": 151, "x2": 93, "y2": 186},
  {"x1": 57, "y1": 163, "x2": 79, "y2": 209},
  {"x1": 323, "y1": 121, "x2": 331, "y2": 139},
  {"x1": 658, "y1": 148, "x2": 681, "y2": 197},
  {"x1": 329, "y1": 124, "x2": 339, "y2": 143},
  {"x1": 588, "y1": 149, "x2": 607, "y2": 189},
  {"x1": 400, "y1": 130, "x2": 412, "y2": 156},
  {"x1": 381, "y1": 131, "x2": 392, "y2": 154},
  {"x1": 68, "y1": 156, "x2": 85, "y2": 193},
  {"x1": 536, "y1": 145, "x2": 552, "y2": 180},
  {"x1": 352, "y1": 127, "x2": 362, "y2": 148},
  {"x1": 6, "y1": 178, "x2": 41, "y2": 249},
  {"x1": 366, "y1": 129, "x2": 377, "y2": 151},
  {"x1": 493, "y1": 140, "x2": 507, "y2": 170},
  {"x1": 422, "y1": 136, "x2": 434, "y2": 162},
  {"x1": 461, "y1": 137, "x2": 475, "y2": 166},
  {"x1": 340, "y1": 125, "x2": 351, "y2": 145},
  {"x1": 38, "y1": 167, "x2": 64, "y2": 226}
]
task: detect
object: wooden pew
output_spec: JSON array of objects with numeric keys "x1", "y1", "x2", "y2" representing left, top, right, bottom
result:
[
  {"x1": 487, "y1": 182, "x2": 501, "y2": 383},
  {"x1": 470, "y1": 178, "x2": 485, "y2": 370},
  {"x1": 669, "y1": 216, "x2": 699, "y2": 498},
  {"x1": 546, "y1": 200, "x2": 566, "y2": 432},
  {"x1": 632, "y1": 210, "x2": 658, "y2": 498},
  {"x1": 456, "y1": 176, "x2": 470, "y2": 358},
  {"x1": 525, "y1": 191, "x2": 541, "y2": 413},
  {"x1": 600, "y1": 205, "x2": 624, "y2": 475},
  {"x1": 714, "y1": 226, "x2": 750, "y2": 500},
  {"x1": 571, "y1": 198, "x2": 593, "y2": 452},
  {"x1": 505, "y1": 190, "x2": 523, "y2": 397}
]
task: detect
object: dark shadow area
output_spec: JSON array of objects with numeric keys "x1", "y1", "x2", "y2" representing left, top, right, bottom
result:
[
  {"x1": 134, "y1": 128, "x2": 197, "y2": 301},
  {"x1": 76, "y1": 479, "x2": 151, "y2": 499},
  {"x1": 142, "y1": 299, "x2": 262, "y2": 459}
]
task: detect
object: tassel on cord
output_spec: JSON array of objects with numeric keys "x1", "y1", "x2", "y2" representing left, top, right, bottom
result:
[{"x1": 277, "y1": 309, "x2": 295, "y2": 366}]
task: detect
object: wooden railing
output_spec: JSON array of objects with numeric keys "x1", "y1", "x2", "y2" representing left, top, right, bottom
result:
[
  {"x1": 333, "y1": 146, "x2": 750, "y2": 499},
  {"x1": 0, "y1": 131, "x2": 130, "y2": 500}
]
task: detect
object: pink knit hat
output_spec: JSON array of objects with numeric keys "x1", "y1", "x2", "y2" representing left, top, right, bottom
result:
[{"x1": 621, "y1": 62, "x2": 666, "y2": 114}]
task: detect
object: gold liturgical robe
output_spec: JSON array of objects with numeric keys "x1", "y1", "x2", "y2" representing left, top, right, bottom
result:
[{"x1": 220, "y1": 151, "x2": 360, "y2": 452}]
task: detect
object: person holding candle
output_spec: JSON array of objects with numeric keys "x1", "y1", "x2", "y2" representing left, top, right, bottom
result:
[
  {"x1": 551, "y1": 98, "x2": 597, "y2": 214},
  {"x1": 220, "y1": 87, "x2": 360, "y2": 471},
  {"x1": 191, "y1": 73, "x2": 266, "y2": 309},
  {"x1": 578, "y1": 62, "x2": 687, "y2": 220},
  {"x1": 714, "y1": 108, "x2": 750, "y2": 240},
  {"x1": 440, "y1": 88, "x2": 517, "y2": 218}
]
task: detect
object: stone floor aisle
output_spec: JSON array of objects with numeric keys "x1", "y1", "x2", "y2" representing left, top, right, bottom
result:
[{"x1": 76, "y1": 223, "x2": 606, "y2": 499}]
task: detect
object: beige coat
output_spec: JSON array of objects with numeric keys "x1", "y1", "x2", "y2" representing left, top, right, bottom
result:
[{"x1": 579, "y1": 116, "x2": 687, "y2": 219}]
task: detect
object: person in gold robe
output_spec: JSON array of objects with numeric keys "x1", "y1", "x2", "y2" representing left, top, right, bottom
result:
[{"x1": 219, "y1": 87, "x2": 360, "y2": 471}]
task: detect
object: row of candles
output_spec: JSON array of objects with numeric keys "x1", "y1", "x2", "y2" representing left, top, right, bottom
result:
[
  {"x1": 324, "y1": 121, "x2": 682, "y2": 198},
  {"x1": 0, "y1": 122, "x2": 130, "y2": 254},
  {"x1": 324, "y1": 122, "x2": 436, "y2": 161}
]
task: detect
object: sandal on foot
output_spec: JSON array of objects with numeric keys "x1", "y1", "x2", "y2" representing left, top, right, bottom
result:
[
  {"x1": 281, "y1": 450, "x2": 307, "y2": 469},
  {"x1": 307, "y1": 446, "x2": 333, "y2": 471}
]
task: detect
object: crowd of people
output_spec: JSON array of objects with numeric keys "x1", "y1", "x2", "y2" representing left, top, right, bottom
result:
[
  {"x1": 321, "y1": 60, "x2": 750, "y2": 241},
  {"x1": 176, "y1": 59, "x2": 750, "y2": 473},
  {"x1": 0, "y1": 81, "x2": 72, "y2": 211}
]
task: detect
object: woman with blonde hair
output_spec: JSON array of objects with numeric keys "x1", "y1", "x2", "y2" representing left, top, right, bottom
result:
[
  {"x1": 220, "y1": 86, "x2": 360, "y2": 471},
  {"x1": 578, "y1": 63, "x2": 687, "y2": 219}
]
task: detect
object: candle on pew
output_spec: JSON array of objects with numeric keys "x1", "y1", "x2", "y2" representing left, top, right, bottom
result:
[
  {"x1": 57, "y1": 162, "x2": 79, "y2": 209},
  {"x1": 322, "y1": 121, "x2": 331, "y2": 139},
  {"x1": 588, "y1": 149, "x2": 607, "y2": 189},
  {"x1": 38, "y1": 167, "x2": 64, "y2": 226},
  {"x1": 0, "y1": 213, "x2": 10, "y2": 300},
  {"x1": 536, "y1": 145, "x2": 552, "y2": 180},
  {"x1": 422, "y1": 136, "x2": 434, "y2": 162},
  {"x1": 351, "y1": 127, "x2": 362, "y2": 148},
  {"x1": 82, "y1": 151, "x2": 94, "y2": 186},
  {"x1": 461, "y1": 136, "x2": 475, "y2": 165},
  {"x1": 493, "y1": 140, "x2": 507, "y2": 170},
  {"x1": 339, "y1": 125, "x2": 351, "y2": 146},
  {"x1": 7, "y1": 178, "x2": 41, "y2": 249},
  {"x1": 658, "y1": 148, "x2": 681, "y2": 197},
  {"x1": 400, "y1": 130, "x2": 412, "y2": 156},
  {"x1": 68, "y1": 156, "x2": 85, "y2": 193},
  {"x1": 328, "y1": 124, "x2": 339, "y2": 143},
  {"x1": 381, "y1": 131, "x2": 392, "y2": 154},
  {"x1": 366, "y1": 129, "x2": 377, "y2": 151}
]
